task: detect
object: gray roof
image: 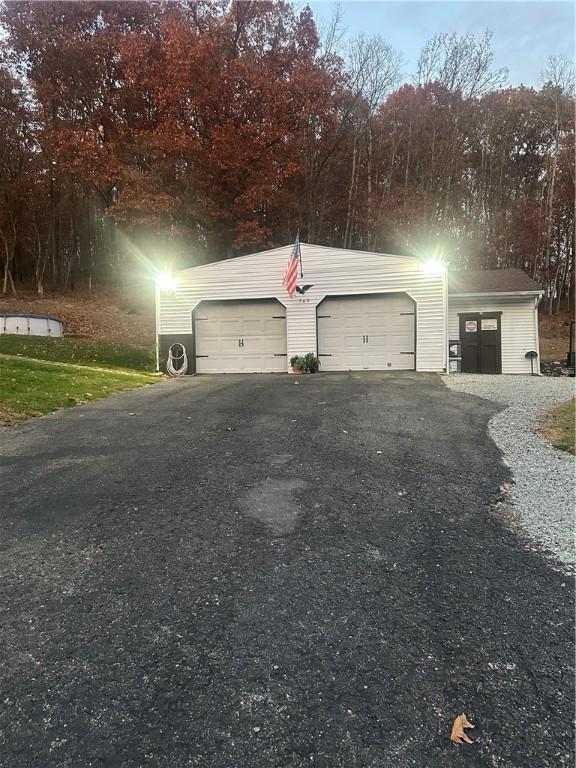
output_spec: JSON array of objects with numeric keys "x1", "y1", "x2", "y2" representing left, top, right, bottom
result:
[{"x1": 448, "y1": 268, "x2": 542, "y2": 295}]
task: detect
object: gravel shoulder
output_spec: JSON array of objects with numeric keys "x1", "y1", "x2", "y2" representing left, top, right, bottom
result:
[{"x1": 442, "y1": 374, "x2": 575, "y2": 571}]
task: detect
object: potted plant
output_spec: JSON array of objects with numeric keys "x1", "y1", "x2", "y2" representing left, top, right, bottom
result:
[
  {"x1": 290, "y1": 355, "x2": 305, "y2": 374},
  {"x1": 302, "y1": 352, "x2": 320, "y2": 374},
  {"x1": 290, "y1": 353, "x2": 320, "y2": 374}
]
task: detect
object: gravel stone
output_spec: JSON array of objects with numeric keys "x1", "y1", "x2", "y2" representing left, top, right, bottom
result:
[{"x1": 443, "y1": 374, "x2": 575, "y2": 571}]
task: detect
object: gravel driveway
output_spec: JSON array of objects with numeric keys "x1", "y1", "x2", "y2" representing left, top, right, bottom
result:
[
  {"x1": 443, "y1": 374, "x2": 575, "y2": 571},
  {"x1": 0, "y1": 373, "x2": 573, "y2": 767}
]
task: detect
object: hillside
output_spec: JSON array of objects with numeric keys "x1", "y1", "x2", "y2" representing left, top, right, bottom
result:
[
  {"x1": 0, "y1": 290, "x2": 155, "y2": 346},
  {"x1": 539, "y1": 305, "x2": 573, "y2": 362},
  {"x1": 0, "y1": 291, "x2": 158, "y2": 426}
]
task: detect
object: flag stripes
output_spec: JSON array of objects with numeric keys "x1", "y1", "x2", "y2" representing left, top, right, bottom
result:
[{"x1": 282, "y1": 236, "x2": 301, "y2": 298}]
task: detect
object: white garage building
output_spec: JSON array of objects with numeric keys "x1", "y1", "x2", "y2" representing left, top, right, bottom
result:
[{"x1": 157, "y1": 243, "x2": 542, "y2": 375}]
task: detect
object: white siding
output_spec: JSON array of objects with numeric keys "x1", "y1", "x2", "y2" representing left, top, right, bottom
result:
[
  {"x1": 448, "y1": 296, "x2": 540, "y2": 374},
  {"x1": 286, "y1": 301, "x2": 317, "y2": 363},
  {"x1": 159, "y1": 243, "x2": 447, "y2": 372}
]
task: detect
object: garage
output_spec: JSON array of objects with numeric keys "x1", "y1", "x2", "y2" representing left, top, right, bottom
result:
[
  {"x1": 193, "y1": 299, "x2": 286, "y2": 373},
  {"x1": 317, "y1": 294, "x2": 416, "y2": 371},
  {"x1": 157, "y1": 243, "x2": 543, "y2": 375}
]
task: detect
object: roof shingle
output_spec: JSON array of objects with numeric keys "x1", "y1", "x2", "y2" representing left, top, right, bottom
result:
[{"x1": 448, "y1": 268, "x2": 542, "y2": 295}]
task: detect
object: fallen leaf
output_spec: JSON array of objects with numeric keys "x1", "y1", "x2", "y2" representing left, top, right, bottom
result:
[{"x1": 450, "y1": 713, "x2": 475, "y2": 744}]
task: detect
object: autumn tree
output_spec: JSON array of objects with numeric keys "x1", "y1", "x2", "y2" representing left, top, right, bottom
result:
[{"x1": 0, "y1": 2, "x2": 573, "y2": 309}]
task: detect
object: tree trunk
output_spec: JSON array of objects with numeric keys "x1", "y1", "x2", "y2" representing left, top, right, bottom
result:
[
  {"x1": 403, "y1": 119, "x2": 412, "y2": 204},
  {"x1": 366, "y1": 120, "x2": 373, "y2": 248},
  {"x1": 343, "y1": 132, "x2": 358, "y2": 249},
  {"x1": 1, "y1": 229, "x2": 16, "y2": 295},
  {"x1": 544, "y1": 152, "x2": 558, "y2": 315}
]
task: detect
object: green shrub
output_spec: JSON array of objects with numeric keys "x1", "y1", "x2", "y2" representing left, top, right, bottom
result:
[
  {"x1": 302, "y1": 352, "x2": 320, "y2": 373},
  {"x1": 290, "y1": 353, "x2": 320, "y2": 373}
]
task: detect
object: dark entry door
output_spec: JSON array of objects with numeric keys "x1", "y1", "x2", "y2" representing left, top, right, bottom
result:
[{"x1": 459, "y1": 313, "x2": 502, "y2": 374}]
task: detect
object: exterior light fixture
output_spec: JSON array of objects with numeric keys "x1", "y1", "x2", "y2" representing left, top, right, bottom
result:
[
  {"x1": 156, "y1": 272, "x2": 178, "y2": 292},
  {"x1": 420, "y1": 259, "x2": 445, "y2": 276}
]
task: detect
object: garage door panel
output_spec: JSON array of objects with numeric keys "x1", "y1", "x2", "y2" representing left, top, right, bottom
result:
[
  {"x1": 368, "y1": 330, "x2": 413, "y2": 348},
  {"x1": 201, "y1": 356, "x2": 284, "y2": 374},
  {"x1": 320, "y1": 330, "x2": 363, "y2": 345},
  {"x1": 262, "y1": 318, "x2": 288, "y2": 335},
  {"x1": 195, "y1": 300, "x2": 286, "y2": 373},
  {"x1": 240, "y1": 318, "x2": 286, "y2": 336},
  {"x1": 196, "y1": 336, "x2": 243, "y2": 356},
  {"x1": 194, "y1": 318, "x2": 219, "y2": 335},
  {"x1": 241, "y1": 318, "x2": 263, "y2": 334},
  {"x1": 364, "y1": 351, "x2": 413, "y2": 370},
  {"x1": 319, "y1": 352, "x2": 365, "y2": 371},
  {"x1": 243, "y1": 335, "x2": 286, "y2": 354},
  {"x1": 317, "y1": 294, "x2": 415, "y2": 371},
  {"x1": 219, "y1": 319, "x2": 242, "y2": 335}
]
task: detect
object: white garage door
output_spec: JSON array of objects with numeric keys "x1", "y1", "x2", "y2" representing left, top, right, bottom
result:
[
  {"x1": 194, "y1": 300, "x2": 287, "y2": 373},
  {"x1": 317, "y1": 293, "x2": 415, "y2": 371}
]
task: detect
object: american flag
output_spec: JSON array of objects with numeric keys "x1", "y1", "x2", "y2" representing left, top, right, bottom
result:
[{"x1": 282, "y1": 235, "x2": 301, "y2": 298}]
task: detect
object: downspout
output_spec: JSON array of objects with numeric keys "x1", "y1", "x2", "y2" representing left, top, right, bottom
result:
[
  {"x1": 155, "y1": 283, "x2": 161, "y2": 373},
  {"x1": 534, "y1": 293, "x2": 543, "y2": 375},
  {"x1": 444, "y1": 265, "x2": 449, "y2": 374}
]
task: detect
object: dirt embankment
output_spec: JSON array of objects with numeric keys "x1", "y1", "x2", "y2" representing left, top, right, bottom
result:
[
  {"x1": 0, "y1": 291, "x2": 155, "y2": 346},
  {"x1": 539, "y1": 304, "x2": 573, "y2": 361}
]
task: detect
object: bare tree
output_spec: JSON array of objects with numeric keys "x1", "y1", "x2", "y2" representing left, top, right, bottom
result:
[
  {"x1": 537, "y1": 55, "x2": 575, "y2": 312},
  {"x1": 347, "y1": 35, "x2": 403, "y2": 109},
  {"x1": 317, "y1": 2, "x2": 346, "y2": 58},
  {"x1": 541, "y1": 54, "x2": 575, "y2": 94},
  {"x1": 417, "y1": 30, "x2": 508, "y2": 98},
  {"x1": 344, "y1": 35, "x2": 402, "y2": 246}
]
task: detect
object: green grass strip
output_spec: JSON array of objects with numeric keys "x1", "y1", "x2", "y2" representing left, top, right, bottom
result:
[
  {"x1": 0, "y1": 356, "x2": 158, "y2": 420},
  {"x1": 540, "y1": 398, "x2": 575, "y2": 455},
  {"x1": 0, "y1": 335, "x2": 154, "y2": 372}
]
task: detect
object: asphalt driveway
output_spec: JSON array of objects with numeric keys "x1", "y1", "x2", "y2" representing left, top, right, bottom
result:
[{"x1": 0, "y1": 373, "x2": 573, "y2": 767}]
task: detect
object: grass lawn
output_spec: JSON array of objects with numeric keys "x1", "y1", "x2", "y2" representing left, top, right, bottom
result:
[
  {"x1": 539, "y1": 398, "x2": 575, "y2": 455},
  {"x1": 0, "y1": 335, "x2": 154, "y2": 372},
  {"x1": 0, "y1": 356, "x2": 157, "y2": 426}
]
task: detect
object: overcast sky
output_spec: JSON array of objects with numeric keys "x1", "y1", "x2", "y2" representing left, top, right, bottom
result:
[{"x1": 307, "y1": 1, "x2": 575, "y2": 87}]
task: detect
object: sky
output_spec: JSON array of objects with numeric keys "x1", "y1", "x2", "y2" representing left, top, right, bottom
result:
[{"x1": 307, "y1": 1, "x2": 575, "y2": 87}]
